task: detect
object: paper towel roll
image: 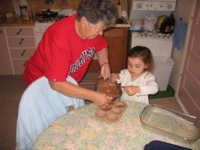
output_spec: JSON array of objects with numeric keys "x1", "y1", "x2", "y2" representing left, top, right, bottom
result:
[
  {"x1": 12, "y1": 0, "x2": 21, "y2": 16},
  {"x1": 19, "y1": 0, "x2": 28, "y2": 6}
]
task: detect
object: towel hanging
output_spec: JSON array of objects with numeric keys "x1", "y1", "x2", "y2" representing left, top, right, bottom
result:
[{"x1": 172, "y1": 19, "x2": 188, "y2": 51}]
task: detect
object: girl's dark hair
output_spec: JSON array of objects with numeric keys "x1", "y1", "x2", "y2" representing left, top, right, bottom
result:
[
  {"x1": 127, "y1": 46, "x2": 154, "y2": 71},
  {"x1": 76, "y1": 0, "x2": 117, "y2": 26}
]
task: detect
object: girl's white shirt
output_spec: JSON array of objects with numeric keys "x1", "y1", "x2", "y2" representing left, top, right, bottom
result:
[{"x1": 118, "y1": 69, "x2": 158, "y2": 104}]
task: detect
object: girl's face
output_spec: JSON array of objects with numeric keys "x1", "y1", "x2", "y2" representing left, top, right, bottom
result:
[{"x1": 127, "y1": 57, "x2": 148, "y2": 78}]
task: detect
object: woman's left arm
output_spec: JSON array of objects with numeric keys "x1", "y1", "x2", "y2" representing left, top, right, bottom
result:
[{"x1": 96, "y1": 47, "x2": 111, "y2": 79}]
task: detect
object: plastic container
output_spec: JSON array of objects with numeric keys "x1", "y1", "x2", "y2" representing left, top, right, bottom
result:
[
  {"x1": 140, "y1": 105, "x2": 200, "y2": 141},
  {"x1": 143, "y1": 15, "x2": 157, "y2": 31},
  {"x1": 152, "y1": 56, "x2": 174, "y2": 91}
]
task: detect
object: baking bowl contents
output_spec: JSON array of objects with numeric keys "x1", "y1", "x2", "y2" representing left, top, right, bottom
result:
[
  {"x1": 107, "y1": 81, "x2": 120, "y2": 87},
  {"x1": 107, "y1": 113, "x2": 118, "y2": 121},
  {"x1": 94, "y1": 101, "x2": 127, "y2": 123},
  {"x1": 96, "y1": 77, "x2": 122, "y2": 100}
]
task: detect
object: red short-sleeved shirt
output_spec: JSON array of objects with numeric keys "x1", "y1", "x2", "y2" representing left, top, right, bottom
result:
[{"x1": 23, "y1": 14, "x2": 108, "y2": 86}]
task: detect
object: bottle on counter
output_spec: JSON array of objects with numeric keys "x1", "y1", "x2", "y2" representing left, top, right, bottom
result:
[
  {"x1": 117, "y1": 0, "x2": 122, "y2": 18},
  {"x1": 20, "y1": 5, "x2": 27, "y2": 17},
  {"x1": 20, "y1": 5, "x2": 30, "y2": 21},
  {"x1": 24, "y1": 10, "x2": 30, "y2": 20}
]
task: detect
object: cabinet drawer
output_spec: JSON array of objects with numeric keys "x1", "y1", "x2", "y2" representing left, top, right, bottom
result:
[
  {"x1": 104, "y1": 28, "x2": 124, "y2": 37},
  {"x1": 7, "y1": 37, "x2": 35, "y2": 47},
  {"x1": 6, "y1": 27, "x2": 34, "y2": 36},
  {"x1": 10, "y1": 48, "x2": 35, "y2": 58},
  {"x1": 12, "y1": 59, "x2": 27, "y2": 74}
]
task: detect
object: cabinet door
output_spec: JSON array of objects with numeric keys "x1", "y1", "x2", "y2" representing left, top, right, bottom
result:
[
  {"x1": 0, "y1": 28, "x2": 13, "y2": 75},
  {"x1": 12, "y1": 59, "x2": 27, "y2": 74},
  {"x1": 105, "y1": 28, "x2": 127, "y2": 73},
  {"x1": 6, "y1": 27, "x2": 34, "y2": 36},
  {"x1": 7, "y1": 37, "x2": 35, "y2": 47},
  {"x1": 10, "y1": 48, "x2": 35, "y2": 58},
  {"x1": 87, "y1": 28, "x2": 128, "y2": 73}
]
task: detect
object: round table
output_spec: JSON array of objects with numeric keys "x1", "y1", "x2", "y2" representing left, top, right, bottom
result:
[{"x1": 32, "y1": 101, "x2": 200, "y2": 150}]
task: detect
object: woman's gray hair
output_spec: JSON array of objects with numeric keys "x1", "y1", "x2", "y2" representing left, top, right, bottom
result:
[{"x1": 76, "y1": 0, "x2": 117, "y2": 27}]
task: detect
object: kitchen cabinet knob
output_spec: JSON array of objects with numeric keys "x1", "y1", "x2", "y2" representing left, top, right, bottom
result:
[
  {"x1": 23, "y1": 61, "x2": 27, "y2": 66},
  {"x1": 17, "y1": 28, "x2": 22, "y2": 35},
  {"x1": 21, "y1": 50, "x2": 26, "y2": 56},
  {"x1": 19, "y1": 38, "x2": 24, "y2": 45}
]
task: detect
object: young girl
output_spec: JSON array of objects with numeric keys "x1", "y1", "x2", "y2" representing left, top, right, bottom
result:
[{"x1": 111, "y1": 46, "x2": 158, "y2": 104}]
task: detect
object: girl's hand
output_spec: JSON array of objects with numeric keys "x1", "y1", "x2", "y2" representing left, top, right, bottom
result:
[
  {"x1": 111, "y1": 73, "x2": 120, "y2": 82},
  {"x1": 123, "y1": 86, "x2": 140, "y2": 96}
]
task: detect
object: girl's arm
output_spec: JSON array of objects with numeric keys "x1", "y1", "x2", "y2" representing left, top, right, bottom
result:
[{"x1": 136, "y1": 72, "x2": 158, "y2": 96}]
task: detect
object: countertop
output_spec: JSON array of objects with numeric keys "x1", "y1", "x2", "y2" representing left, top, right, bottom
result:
[
  {"x1": 0, "y1": 17, "x2": 36, "y2": 27},
  {"x1": 0, "y1": 17, "x2": 131, "y2": 27}
]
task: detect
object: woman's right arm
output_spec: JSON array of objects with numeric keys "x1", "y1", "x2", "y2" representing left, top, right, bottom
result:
[{"x1": 48, "y1": 80, "x2": 113, "y2": 107}]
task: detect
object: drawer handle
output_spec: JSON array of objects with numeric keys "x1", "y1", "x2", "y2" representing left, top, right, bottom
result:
[
  {"x1": 23, "y1": 61, "x2": 27, "y2": 66},
  {"x1": 17, "y1": 29, "x2": 22, "y2": 35},
  {"x1": 21, "y1": 50, "x2": 26, "y2": 56},
  {"x1": 19, "y1": 38, "x2": 24, "y2": 45},
  {"x1": 0, "y1": 30, "x2": 2, "y2": 33}
]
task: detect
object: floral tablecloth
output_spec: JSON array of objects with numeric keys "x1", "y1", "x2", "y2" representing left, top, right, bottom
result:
[{"x1": 32, "y1": 101, "x2": 200, "y2": 150}]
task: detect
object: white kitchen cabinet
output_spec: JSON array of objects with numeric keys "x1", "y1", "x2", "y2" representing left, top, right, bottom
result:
[
  {"x1": 5, "y1": 26, "x2": 35, "y2": 75},
  {"x1": 0, "y1": 27, "x2": 13, "y2": 75},
  {"x1": 7, "y1": 37, "x2": 35, "y2": 47}
]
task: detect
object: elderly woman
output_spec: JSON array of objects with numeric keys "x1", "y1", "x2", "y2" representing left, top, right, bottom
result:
[{"x1": 17, "y1": 0, "x2": 117, "y2": 149}]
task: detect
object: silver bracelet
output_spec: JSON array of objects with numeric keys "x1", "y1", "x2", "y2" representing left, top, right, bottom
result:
[{"x1": 100, "y1": 62, "x2": 109, "y2": 67}]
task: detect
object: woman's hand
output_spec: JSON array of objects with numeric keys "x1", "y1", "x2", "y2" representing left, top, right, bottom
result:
[
  {"x1": 100, "y1": 63, "x2": 111, "y2": 79},
  {"x1": 92, "y1": 92, "x2": 113, "y2": 107},
  {"x1": 97, "y1": 47, "x2": 110, "y2": 79},
  {"x1": 123, "y1": 86, "x2": 140, "y2": 96}
]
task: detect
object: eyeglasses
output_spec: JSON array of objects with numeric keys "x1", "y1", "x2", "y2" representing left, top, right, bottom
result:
[
  {"x1": 88, "y1": 22, "x2": 106, "y2": 33},
  {"x1": 94, "y1": 26, "x2": 106, "y2": 32}
]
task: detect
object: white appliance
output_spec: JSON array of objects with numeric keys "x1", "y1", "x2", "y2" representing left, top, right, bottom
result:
[
  {"x1": 34, "y1": 22, "x2": 55, "y2": 46},
  {"x1": 129, "y1": 0, "x2": 176, "y2": 91},
  {"x1": 34, "y1": 9, "x2": 73, "y2": 47},
  {"x1": 129, "y1": 0, "x2": 176, "y2": 23}
]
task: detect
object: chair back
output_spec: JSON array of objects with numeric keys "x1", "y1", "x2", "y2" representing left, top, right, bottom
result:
[{"x1": 16, "y1": 76, "x2": 85, "y2": 150}]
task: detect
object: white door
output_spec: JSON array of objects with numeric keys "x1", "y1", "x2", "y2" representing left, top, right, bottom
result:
[{"x1": 178, "y1": 0, "x2": 200, "y2": 118}]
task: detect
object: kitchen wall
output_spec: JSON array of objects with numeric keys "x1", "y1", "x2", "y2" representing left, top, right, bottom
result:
[
  {"x1": 169, "y1": 0, "x2": 196, "y2": 93},
  {"x1": 0, "y1": 0, "x2": 127, "y2": 16},
  {"x1": 0, "y1": 0, "x2": 14, "y2": 16}
]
